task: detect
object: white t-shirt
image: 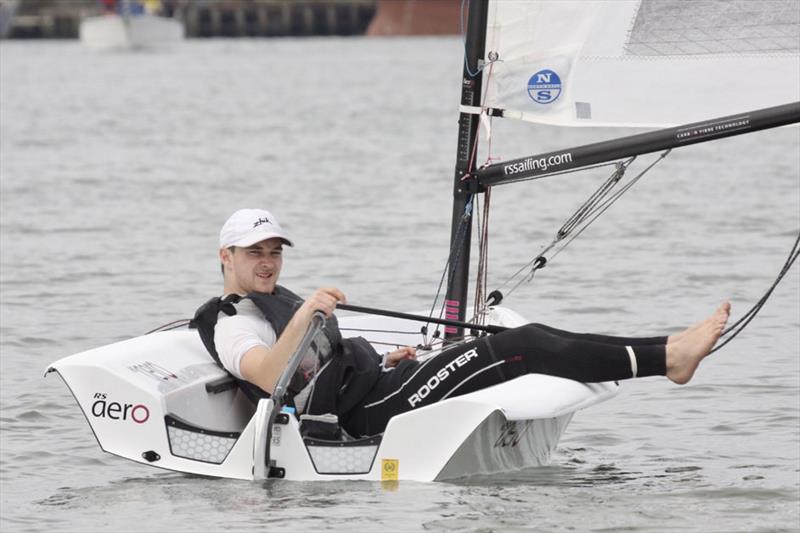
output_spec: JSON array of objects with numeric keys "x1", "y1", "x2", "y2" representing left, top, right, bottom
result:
[
  {"x1": 214, "y1": 298, "x2": 277, "y2": 380},
  {"x1": 214, "y1": 296, "x2": 391, "y2": 381}
]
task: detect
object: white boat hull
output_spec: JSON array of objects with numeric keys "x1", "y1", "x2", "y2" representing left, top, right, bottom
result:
[
  {"x1": 79, "y1": 14, "x2": 183, "y2": 50},
  {"x1": 47, "y1": 307, "x2": 619, "y2": 481}
]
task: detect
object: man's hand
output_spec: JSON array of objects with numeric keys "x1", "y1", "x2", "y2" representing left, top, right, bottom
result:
[
  {"x1": 241, "y1": 287, "x2": 346, "y2": 394},
  {"x1": 297, "y1": 287, "x2": 346, "y2": 322},
  {"x1": 385, "y1": 346, "x2": 417, "y2": 368}
]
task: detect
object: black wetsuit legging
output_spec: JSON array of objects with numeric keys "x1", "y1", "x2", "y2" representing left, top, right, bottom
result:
[{"x1": 344, "y1": 323, "x2": 667, "y2": 437}]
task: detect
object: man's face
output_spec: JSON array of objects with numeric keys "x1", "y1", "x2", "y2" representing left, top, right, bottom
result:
[{"x1": 221, "y1": 237, "x2": 284, "y2": 294}]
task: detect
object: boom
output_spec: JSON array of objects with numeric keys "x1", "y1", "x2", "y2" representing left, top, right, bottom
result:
[{"x1": 476, "y1": 102, "x2": 800, "y2": 186}]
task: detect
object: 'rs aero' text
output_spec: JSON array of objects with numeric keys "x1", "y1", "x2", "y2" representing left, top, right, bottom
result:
[{"x1": 91, "y1": 392, "x2": 150, "y2": 424}]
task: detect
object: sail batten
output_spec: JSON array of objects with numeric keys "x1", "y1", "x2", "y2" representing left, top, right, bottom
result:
[{"x1": 484, "y1": 0, "x2": 800, "y2": 128}]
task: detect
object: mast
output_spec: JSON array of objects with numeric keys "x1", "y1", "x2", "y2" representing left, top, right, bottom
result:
[{"x1": 444, "y1": 0, "x2": 489, "y2": 340}]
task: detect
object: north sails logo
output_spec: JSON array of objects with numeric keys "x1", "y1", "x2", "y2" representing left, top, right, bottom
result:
[
  {"x1": 253, "y1": 217, "x2": 271, "y2": 228},
  {"x1": 528, "y1": 69, "x2": 562, "y2": 104},
  {"x1": 408, "y1": 348, "x2": 479, "y2": 407}
]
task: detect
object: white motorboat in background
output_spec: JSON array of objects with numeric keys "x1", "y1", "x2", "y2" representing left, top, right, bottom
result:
[
  {"x1": 0, "y1": 0, "x2": 18, "y2": 38},
  {"x1": 80, "y1": 0, "x2": 183, "y2": 50}
]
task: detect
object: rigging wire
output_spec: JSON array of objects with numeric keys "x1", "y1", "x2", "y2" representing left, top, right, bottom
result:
[
  {"x1": 710, "y1": 230, "x2": 800, "y2": 353},
  {"x1": 424, "y1": 195, "x2": 474, "y2": 343},
  {"x1": 460, "y1": 0, "x2": 498, "y2": 78},
  {"x1": 547, "y1": 150, "x2": 670, "y2": 264},
  {"x1": 427, "y1": 58, "x2": 497, "y2": 338},
  {"x1": 145, "y1": 319, "x2": 191, "y2": 334},
  {"x1": 340, "y1": 325, "x2": 475, "y2": 352},
  {"x1": 472, "y1": 186, "x2": 492, "y2": 324},
  {"x1": 496, "y1": 150, "x2": 672, "y2": 300},
  {"x1": 481, "y1": 143, "x2": 796, "y2": 353},
  {"x1": 339, "y1": 327, "x2": 422, "y2": 336}
]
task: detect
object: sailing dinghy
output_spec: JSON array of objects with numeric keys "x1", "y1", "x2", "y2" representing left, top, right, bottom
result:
[{"x1": 48, "y1": 0, "x2": 799, "y2": 482}]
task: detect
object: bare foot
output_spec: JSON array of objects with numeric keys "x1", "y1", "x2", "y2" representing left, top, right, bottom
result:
[
  {"x1": 667, "y1": 301, "x2": 731, "y2": 345},
  {"x1": 665, "y1": 301, "x2": 730, "y2": 384}
]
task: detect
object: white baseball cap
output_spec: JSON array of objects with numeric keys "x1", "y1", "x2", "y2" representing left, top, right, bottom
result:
[{"x1": 219, "y1": 209, "x2": 294, "y2": 249}]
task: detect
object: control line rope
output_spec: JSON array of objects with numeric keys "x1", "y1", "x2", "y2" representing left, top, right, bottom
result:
[{"x1": 710, "y1": 230, "x2": 800, "y2": 353}]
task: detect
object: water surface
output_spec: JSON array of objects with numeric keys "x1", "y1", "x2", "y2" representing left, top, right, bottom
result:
[{"x1": 1, "y1": 38, "x2": 798, "y2": 532}]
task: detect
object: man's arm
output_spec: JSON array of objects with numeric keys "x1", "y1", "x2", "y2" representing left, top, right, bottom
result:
[{"x1": 239, "y1": 287, "x2": 345, "y2": 394}]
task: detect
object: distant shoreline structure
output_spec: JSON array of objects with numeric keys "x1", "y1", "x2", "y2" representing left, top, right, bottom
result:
[
  {"x1": 367, "y1": 0, "x2": 459, "y2": 36},
  {"x1": 2, "y1": 0, "x2": 461, "y2": 40}
]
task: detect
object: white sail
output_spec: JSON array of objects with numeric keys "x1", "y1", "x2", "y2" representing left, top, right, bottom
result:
[{"x1": 483, "y1": 0, "x2": 800, "y2": 127}]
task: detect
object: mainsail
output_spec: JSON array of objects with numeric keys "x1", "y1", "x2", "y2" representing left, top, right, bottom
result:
[
  {"x1": 482, "y1": 0, "x2": 800, "y2": 127},
  {"x1": 444, "y1": 0, "x2": 799, "y2": 334}
]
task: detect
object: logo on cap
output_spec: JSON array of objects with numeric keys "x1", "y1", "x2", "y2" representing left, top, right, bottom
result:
[{"x1": 253, "y1": 217, "x2": 271, "y2": 228}]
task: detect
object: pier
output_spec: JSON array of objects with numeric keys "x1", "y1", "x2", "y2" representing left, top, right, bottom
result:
[
  {"x1": 4, "y1": 0, "x2": 377, "y2": 39},
  {"x1": 182, "y1": 0, "x2": 376, "y2": 37}
]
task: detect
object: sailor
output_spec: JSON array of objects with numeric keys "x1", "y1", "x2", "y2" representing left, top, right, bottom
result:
[{"x1": 192, "y1": 208, "x2": 731, "y2": 438}]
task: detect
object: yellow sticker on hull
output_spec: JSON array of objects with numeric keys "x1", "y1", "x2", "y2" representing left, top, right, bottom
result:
[{"x1": 381, "y1": 458, "x2": 399, "y2": 481}]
